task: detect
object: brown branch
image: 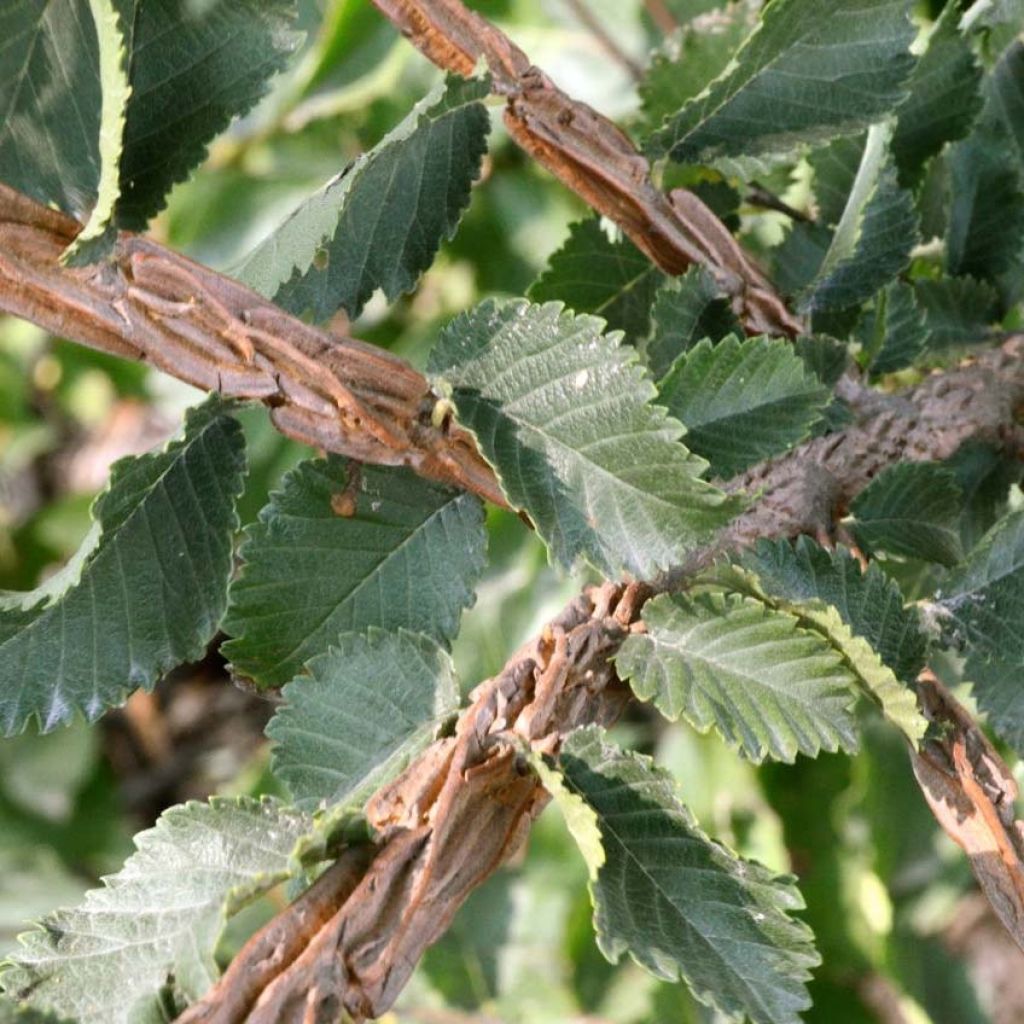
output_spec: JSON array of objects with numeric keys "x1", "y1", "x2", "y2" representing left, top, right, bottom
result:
[
  {"x1": 177, "y1": 338, "x2": 1024, "y2": 1022},
  {"x1": 0, "y1": 183, "x2": 506, "y2": 508},
  {"x1": 370, "y1": 0, "x2": 802, "y2": 338},
  {"x1": 911, "y1": 671, "x2": 1024, "y2": 952},
  {"x1": 642, "y1": 0, "x2": 680, "y2": 35}
]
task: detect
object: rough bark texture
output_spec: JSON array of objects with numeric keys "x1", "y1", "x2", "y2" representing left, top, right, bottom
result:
[
  {"x1": 176, "y1": 339, "x2": 1024, "y2": 1023},
  {"x1": 370, "y1": 0, "x2": 802, "y2": 338},
  {"x1": 0, "y1": 184, "x2": 505, "y2": 507}
]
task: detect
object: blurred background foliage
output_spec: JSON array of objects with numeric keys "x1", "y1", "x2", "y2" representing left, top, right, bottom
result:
[{"x1": 2, "y1": 0, "x2": 1023, "y2": 1021}]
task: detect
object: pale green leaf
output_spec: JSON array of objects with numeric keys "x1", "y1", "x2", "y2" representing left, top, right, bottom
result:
[
  {"x1": 0, "y1": 399, "x2": 245, "y2": 734},
  {"x1": 237, "y1": 74, "x2": 490, "y2": 321},
  {"x1": 528, "y1": 750, "x2": 604, "y2": 881},
  {"x1": 64, "y1": 0, "x2": 131, "y2": 264},
  {"x1": 849, "y1": 462, "x2": 964, "y2": 566},
  {"x1": 645, "y1": 0, "x2": 916, "y2": 164},
  {"x1": 527, "y1": 219, "x2": 664, "y2": 341},
  {"x1": 223, "y1": 457, "x2": 486, "y2": 687},
  {"x1": 644, "y1": 267, "x2": 741, "y2": 380},
  {"x1": 939, "y1": 510, "x2": 1024, "y2": 663},
  {"x1": 1, "y1": 797, "x2": 313, "y2": 1024},
  {"x1": 657, "y1": 334, "x2": 828, "y2": 478},
  {"x1": 617, "y1": 592, "x2": 859, "y2": 762},
  {"x1": 890, "y1": 5, "x2": 982, "y2": 178},
  {"x1": 801, "y1": 123, "x2": 918, "y2": 312},
  {"x1": 428, "y1": 300, "x2": 740, "y2": 577},
  {"x1": 268, "y1": 629, "x2": 460, "y2": 810},
  {"x1": 556, "y1": 726, "x2": 818, "y2": 1024}
]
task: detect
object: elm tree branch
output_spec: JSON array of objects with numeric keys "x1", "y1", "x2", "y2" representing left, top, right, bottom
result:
[
  {"x1": 0, "y1": 183, "x2": 505, "y2": 507},
  {"x1": 176, "y1": 337, "x2": 1024, "y2": 1023},
  {"x1": 369, "y1": 0, "x2": 802, "y2": 338}
]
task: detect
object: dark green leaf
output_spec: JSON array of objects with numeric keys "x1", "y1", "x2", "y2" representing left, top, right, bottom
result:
[
  {"x1": 801, "y1": 124, "x2": 918, "y2": 312},
  {"x1": 0, "y1": 399, "x2": 245, "y2": 734},
  {"x1": 809, "y1": 134, "x2": 865, "y2": 228},
  {"x1": 913, "y1": 276, "x2": 999, "y2": 349},
  {"x1": 986, "y1": 39, "x2": 1024, "y2": 167},
  {"x1": 771, "y1": 222, "x2": 833, "y2": 298},
  {"x1": 967, "y1": 655, "x2": 1024, "y2": 757},
  {"x1": 115, "y1": 0, "x2": 301, "y2": 229},
  {"x1": 639, "y1": 8, "x2": 752, "y2": 133},
  {"x1": 946, "y1": 125, "x2": 1024, "y2": 283},
  {"x1": 645, "y1": 0, "x2": 916, "y2": 164},
  {"x1": 740, "y1": 537, "x2": 928, "y2": 681},
  {"x1": 267, "y1": 629, "x2": 459, "y2": 809},
  {"x1": 553, "y1": 726, "x2": 819, "y2": 1024},
  {"x1": 617, "y1": 592, "x2": 859, "y2": 762},
  {"x1": 1, "y1": 797, "x2": 313, "y2": 1024},
  {"x1": 0, "y1": 1, "x2": 104, "y2": 218},
  {"x1": 223, "y1": 457, "x2": 486, "y2": 687},
  {"x1": 238, "y1": 74, "x2": 490, "y2": 321},
  {"x1": 644, "y1": 267, "x2": 741, "y2": 380},
  {"x1": 528, "y1": 219, "x2": 664, "y2": 341},
  {"x1": 857, "y1": 281, "x2": 929, "y2": 376},
  {"x1": 428, "y1": 300, "x2": 740, "y2": 577},
  {"x1": 849, "y1": 462, "x2": 964, "y2": 566},
  {"x1": 890, "y1": 6, "x2": 983, "y2": 178},
  {"x1": 657, "y1": 334, "x2": 828, "y2": 477},
  {"x1": 939, "y1": 510, "x2": 1024, "y2": 663}
]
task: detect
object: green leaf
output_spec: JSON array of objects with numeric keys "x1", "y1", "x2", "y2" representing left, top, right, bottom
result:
[
  {"x1": 857, "y1": 281, "x2": 929, "y2": 376},
  {"x1": 527, "y1": 219, "x2": 664, "y2": 341},
  {"x1": 267, "y1": 629, "x2": 460, "y2": 810},
  {"x1": 740, "y1": 537, "x2": 928, "y2": 682},
  {"x1": 223, "y1": 457, "x2": 486, "y2": 688},
  {"x1": 639, "y1": 8, "x2": 752, "y2": 133},
  {"x1": 428, "y1": 300, "x2": 740, "y2": 578},
  {"x1": 890, "y1": 6, "x2": 983, "y2": 179},
  {"x1": 64, "y1": 0, "x2": 132, "y2": 264},
  {"x1": 0, "y1": 999, "x2": 73, "y2": 1024},
  {"x1": 617, "y1": 592, "x2": 859, "y2": 762},
  {"x1": 0, "y1": 1, "x2": 104, "y2": 217},
  {"x1": 848, "y1": 462, "x2": 964, "y2": 566},
  {"x1": 913, "y1": 275, "x2": 998, "y2": 349},
  {"x1": 644, "y1": 267, "x2": 742, "y2": 380},
  {"x1": 528, "y1": 750, "x2": 605, "y2": 881},
  {"x1": 1, "y1": 797, "x2": 313, "y2": 1024},
  {"x1": 801, "y1": 123, "x2": 918, "y2": 312},
  {"x1": 555, "y1": 726, "x2": 819, "y2": 1024},
  {"x1": 986, "y1": 39, "x2": 1024, "y2": 168},
  {"x1": 237, "y1": 73, "x2": 490, "y2": 321},
  {"x1": 0, "y1": 399, "x2": 245, "y2": 734},
  {"x1": 966, "y1": 655, "x2": 1024, "y2": 757},
  {"x1": 771, "y1": 222, "x2": 833, "y2": 298},
  {"x1": 114, "y1": 0, "x2": 300, "y2": 229},
  {"x1": 946, "y1": 123, "x2": 1024, "y2": 283},
  {"x1": 645, "y1": 0, "x2": 916, "y2": 164},
  {"x1": 809, "y1": 134, "x2": 866, "y2": 228},
  {"x1": 939, "y1": 510, "x2": 1024, "y2": 664},
  {"x1": 656, "y1": 334, "x2": 829, "y2": 478}
]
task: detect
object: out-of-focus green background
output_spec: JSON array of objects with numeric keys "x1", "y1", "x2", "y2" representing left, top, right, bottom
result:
[{"x1": 1, "y1": 1, "x2": 1020, "y2": 1021}]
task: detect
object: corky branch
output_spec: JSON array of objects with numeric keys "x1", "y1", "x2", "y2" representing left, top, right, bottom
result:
[
  {"x1": 174, "y1": 337, "x2": 1024, "y2": 1023},
  {"x1": 0, "y1": 184, "x2": 505, "y2": 508},
  {"x1": 370, "y1": 0, "x2": 802, "y2": 338}
]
